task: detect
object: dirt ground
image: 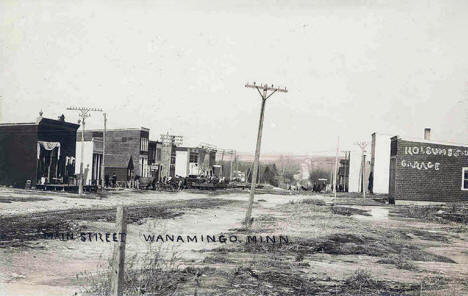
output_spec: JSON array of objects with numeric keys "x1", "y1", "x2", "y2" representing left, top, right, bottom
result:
[{"x1": 0, "y1": 187, "x2": 467, "y2": 295}]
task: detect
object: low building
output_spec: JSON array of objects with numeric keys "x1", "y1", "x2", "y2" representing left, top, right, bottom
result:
[
  {"x1": 74, "y1": 137, "x2": 103, "y2": 186},
  {"x1": 174, "y1": 146, "x2": 217, "y2": 177},
  {"x1": 389, "y1": 131, "x2": 468, "y2": 202},
  {"x1": 0, "y1": 114, "x2": 79, "y2": 187},
  {"x1": 77, "y1": 127, "x2": 150, "y2": 184},
  {"x1": 369, "y1": 132, "x2": 394, "y2": 194}
]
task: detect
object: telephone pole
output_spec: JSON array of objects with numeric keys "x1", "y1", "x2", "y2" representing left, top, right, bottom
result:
[
  {"x1": 355, "y1": 141, "x2": 368, "y2": 198},
  {"x1": 67, "y1": 107, "x2": 103, "y2": 195},
  {"x1": 230, "y1": 150, "x2": 236, "y2": 180},
  {"x1": 333, "y1": 137, "x2": 340, "y2": 199},
  {"x1": 101, "y1": 113, "x2": 107, "y2": 190},
  {"x1": 244, "y1": 82, "x2": 287, "y2": 228}
]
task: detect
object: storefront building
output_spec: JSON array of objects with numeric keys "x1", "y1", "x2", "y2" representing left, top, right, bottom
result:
[
  {"x1": 0, "y1": 115, "x2": 79, "y2": 187},
  {"x1": 77, "y1": 127, "x2": 150, "y2": 184},
  {"x1": 389, "y1": 136, "x2": 468, "y2": 202}
]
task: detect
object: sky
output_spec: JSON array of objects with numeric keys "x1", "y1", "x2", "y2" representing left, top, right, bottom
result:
[{"x1": 1, "y1": 0, "x2": 468, "y2": 155}]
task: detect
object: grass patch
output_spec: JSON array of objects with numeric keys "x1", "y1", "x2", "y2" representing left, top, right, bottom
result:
[
  {"x1": 0, "y1": 195, "x2": 53, "y2": 203},
  {"x1": 377, "y1": 255, "x2": 418, "y2": 270},
  {"x1": 212, "y1": 232, "x2": 455, "y2": 264},
  {"x1": 393, "y1": 203, "x2": 468, "y2": 224},
  {"x1": 78, "y1": 243, "x2": 212, "y2": 295},
  {"x1": 301, "y1": 198, "x2": 327, "y2": 206},
  {"x1": 344, "y1": 269, "x2": 384, "y2": 290},
  {"x1": 331, "y1": 206, "x2": 371, "y2": 216},
  {"x1": 203, "y1": 254, "x2": 236, "y2": 264}
]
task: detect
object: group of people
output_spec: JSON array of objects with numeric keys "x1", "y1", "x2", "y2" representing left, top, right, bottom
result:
[{"x1": 104, "y1": 173, "x2": 139, "y2": 188}]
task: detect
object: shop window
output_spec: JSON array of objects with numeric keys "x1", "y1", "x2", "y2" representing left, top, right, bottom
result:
[
  {"x1": 156, "y1": 148, "x2": 162, "y2": 161},
  {"x1": 462, "y1": 168, "x2": 468, "y2": 190},
  {"x1": 189, "y1": 152, "x2": 198, "y2": 163},
  {"x1": 140, "y1": 137, "x2": 148, "y2": 152}
]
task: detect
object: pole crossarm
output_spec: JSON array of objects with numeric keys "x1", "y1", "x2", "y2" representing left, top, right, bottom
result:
[
  {"x1": 245, "y1": 82, "x2": 287, "y2": 101},
  {"x1": 66, "y1": 107, "x2": 103, "y2": 122},
  {"x1": 355, "y1": 141, "x2": 368, "y2": 153},
  {"x1": 66, "y1": 107, "x2": 103, "y2": 112},
  {"x1": 245, "y1": 82, "x2": 288, "y2": 94},
  {"x1": 218, "y1": 149, "x2": 235, "y2": 155},
  {"x1": 160, "y1": 132, "x2": 183, "y2": 146},
  {"x1": 199, "y1": 142, "x2": 217, "y2": 151}
]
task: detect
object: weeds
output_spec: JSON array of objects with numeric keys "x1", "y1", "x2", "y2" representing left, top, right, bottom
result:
[
  {"x1": 344, "y1": 269, "x2": 384, "y2": 290},
  {"x1": 394, "y1": 203, "x2": 468, "y2": 224},
  {"x1": 330, "y1": 206, "x2": 371, "y2": 216},
  {"x1": 78, "y1": 243, "x2": 187, "y2": 296},
  {"x1": 301, "y1": 198, "x2": 326, "y2": 206},
  {"x1": 377, "y1": 255, "x2": 418, "y2": 270}
]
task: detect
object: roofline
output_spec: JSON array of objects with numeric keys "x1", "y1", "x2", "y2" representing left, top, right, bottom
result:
[
  {"x1": 0, "y1": 122, "x2": 37, "y2": 126},
  {"x1": 394, "y1": 136, "x2": 468, "y2": 148},
  {"x1": 0, "y1": 117, "x2": 79, "y2": 128},
  {"x1": 79, "y1": 127, "x2": 150, "y2": 132}
]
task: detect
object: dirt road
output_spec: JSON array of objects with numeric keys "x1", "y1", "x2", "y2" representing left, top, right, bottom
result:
[
  {"x1": 1, "y1": 188, "x2": 467, "y2": 295},
  {"x1": 0, "y1": 188, "x2": 302, "y2": 295}
]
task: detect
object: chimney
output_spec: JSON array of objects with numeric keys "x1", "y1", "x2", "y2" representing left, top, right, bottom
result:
[
  {"x1": 424, "y1": 128, "x2": 431, "y2": 140},
  {"x1": 36, "y1": 110, "x2": 44, "y2": 124}
]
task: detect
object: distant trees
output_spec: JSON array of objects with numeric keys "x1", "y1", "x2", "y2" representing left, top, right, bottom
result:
[
  {"x1": 243, "y1": 163, "x2": 280, "y2": 187},
  {"x1": 261, "y1": 165, "x2": 278, "y2": 187},
  {"x1": 308, "y1": 168, "x2": 330, "y2": 184}
]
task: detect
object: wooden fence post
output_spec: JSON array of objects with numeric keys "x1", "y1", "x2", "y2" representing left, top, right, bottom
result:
[{"x1": 112, "y1": 206, "x2": 127, "y2": 296}]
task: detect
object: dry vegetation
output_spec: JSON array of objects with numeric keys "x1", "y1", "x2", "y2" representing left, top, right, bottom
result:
[{"x1": 79, "y1": 196, "x2": 468, "y2": 295}]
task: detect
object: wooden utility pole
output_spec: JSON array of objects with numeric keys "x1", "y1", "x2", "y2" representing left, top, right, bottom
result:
[
  {"x1": 67, "y1": 107, "x2": 102, "y2": 196},
  {"x1": 244, "y1": 82, "x2": 287, "y2": 228},
  {"x1": 329, "y1": 163, "x2": 334, "y2": 192},
  {"x1": 230, "y1": 150, "x2": 236, "y2": 180},
  {"x1": 221, "y1": 150, "x2": 225, "y2": 178},
  {"x1": 333, "y1": 137, "x2": 340, "y2": 198},
  {"x1": 355, "y1": 141, "x2": 368, "y2": 198},
  {"x1": 112, "y1": 206, "x2": 127, "y2": 296},
  {"x1": 101, "y1": 113, "x2": 107, "y2": 189}
]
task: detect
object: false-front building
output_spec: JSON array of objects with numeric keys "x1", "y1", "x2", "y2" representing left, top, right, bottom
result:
[{"x1": 0, "y1": 115, "x2": 79, "y2": 187}]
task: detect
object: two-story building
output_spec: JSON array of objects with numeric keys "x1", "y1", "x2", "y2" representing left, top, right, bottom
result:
[{"x1": 77, "y1": 127, "x2": 150, "y2": 184}]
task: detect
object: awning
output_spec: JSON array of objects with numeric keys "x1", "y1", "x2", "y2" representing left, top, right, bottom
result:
[{"x1": 37, "y1": 141, "x2": 61, "y2": 159}]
